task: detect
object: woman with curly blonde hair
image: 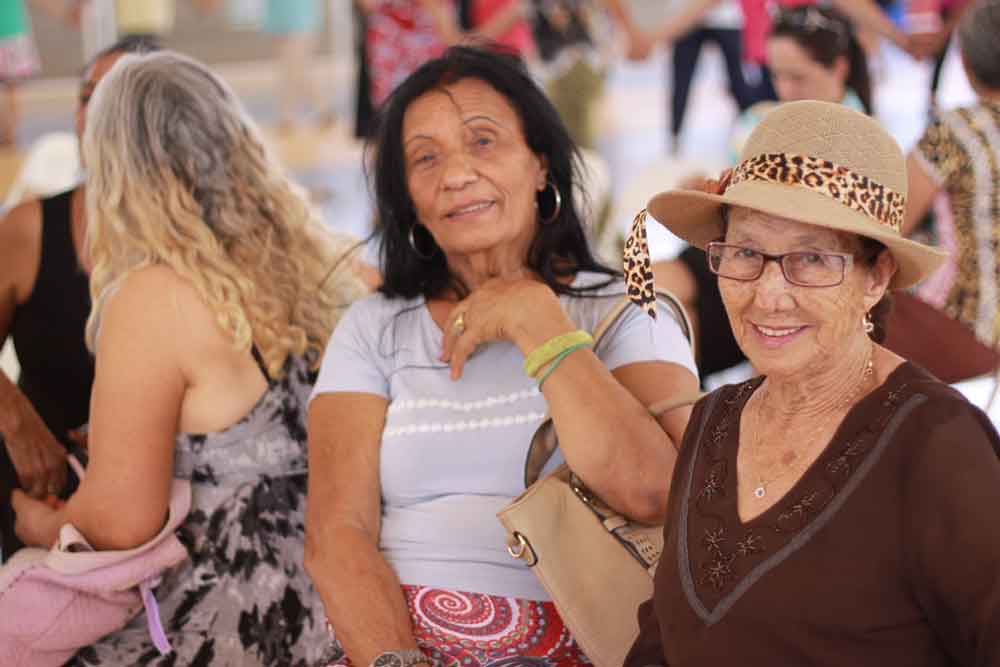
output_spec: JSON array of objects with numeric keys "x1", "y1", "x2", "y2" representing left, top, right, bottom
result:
[{"x1": 12, "y1": 50, "x2": 362, "y2": 665}]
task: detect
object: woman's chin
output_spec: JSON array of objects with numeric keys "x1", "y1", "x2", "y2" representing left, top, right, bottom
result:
[{"x1": 740, "y1": 326, "x2": 815, "y2": 376}]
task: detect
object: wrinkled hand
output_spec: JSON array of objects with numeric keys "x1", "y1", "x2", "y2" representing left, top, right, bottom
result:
[
  {"x1": 439, "y1": 277, "x2": 575, "y2": 380},
  {"x1": 5, "y1": 422, "x2": 68, "y2": 499},
  {"x1": 11, "y1": 489, "x2": 65, "y2": 548}
]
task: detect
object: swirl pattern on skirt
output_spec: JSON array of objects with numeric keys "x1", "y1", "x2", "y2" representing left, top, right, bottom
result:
[
  {"x1": 404, "y1": 585, "x2": 591, "y2": 667},
  {"x1": 413, "y1": 588, "x2": 519, "y2": 639}
]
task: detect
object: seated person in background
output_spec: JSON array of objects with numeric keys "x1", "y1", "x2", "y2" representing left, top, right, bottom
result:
[
  {"x1": 12, "y1": 50, "x2": 363, "y2": 665},
  {"x1": 305, "y1": 47, "x2": 699, "y2": 667},
  {"x1": 627, "y1": 100, "x2": 1000, "y2": 667},
  {"x1": 653, "y1": 6, "x2": 872, "y2": 382},
  {"x1": 896, "y1": 0, "x2": 1000, "y2": 382},
  {"x1": 0, "y1": 35, "x2": 160, "y2": 560}
]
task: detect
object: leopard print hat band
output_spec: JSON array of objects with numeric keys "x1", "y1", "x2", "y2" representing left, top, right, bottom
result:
[
  {"x1": 624, "y1": 152, "x2": 906, "y2": 318},
  {"x1": 730, "y1": 153, "x2": 905, "y2": 232},
  {"x1": 624, "y1": 209, "x2": 657, "y2": 319}
]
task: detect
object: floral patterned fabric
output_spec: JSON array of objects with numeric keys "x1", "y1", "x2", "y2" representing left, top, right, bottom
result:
[
  {"x1": 914, "y1": 102, "x2": 1000, "y2": 348},
  {"x1": 330, "y1": 585, "x2": 592, "y2": 667},
  {"x1": 68, "y1": 356, "x2": 343, "y2": 667},
  {"x1": 366, "y1": 0, "x2": 448, "y2": 107}
]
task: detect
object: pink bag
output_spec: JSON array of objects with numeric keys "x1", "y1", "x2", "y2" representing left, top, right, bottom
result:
[{"x1": 0, "y1": 457, "x2": 190, "y2": 667}]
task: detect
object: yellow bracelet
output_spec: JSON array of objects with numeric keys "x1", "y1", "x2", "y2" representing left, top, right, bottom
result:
[
  {"x1": 537, "y1": 342, "x2": 591, "y2": 389},
  {"x1": 523, "y1": 330, "x2": 594, "y2": 378}
]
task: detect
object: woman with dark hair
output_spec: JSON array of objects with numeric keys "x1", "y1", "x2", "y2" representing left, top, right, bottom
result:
[
  {"x1": 306, "y1": 46, "x2": 698, "y2": 667},
  {"x1": 765, "y1": 6, "x2": 872, "y2": 115},
  {"x1": 653, "y1": 5, "x2": 872, "y2": 383}
]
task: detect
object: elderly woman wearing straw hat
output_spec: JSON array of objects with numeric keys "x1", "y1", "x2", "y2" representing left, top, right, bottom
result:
[{"x1": 621, "y1": 100, "x2": 1000, "y2": 665}]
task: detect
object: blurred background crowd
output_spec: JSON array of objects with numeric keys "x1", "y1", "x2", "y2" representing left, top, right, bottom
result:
[{"x1": 0, "y1": 0, "x2": 983, "y2": 389}]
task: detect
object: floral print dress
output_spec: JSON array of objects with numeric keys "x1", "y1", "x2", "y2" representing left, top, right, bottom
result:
[{"x1": 69, "y1": 355, "x2": 343, "y2": 667}]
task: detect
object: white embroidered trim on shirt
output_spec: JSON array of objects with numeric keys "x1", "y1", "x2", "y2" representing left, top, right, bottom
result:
[
  {"x1": 387, "y1": 388, "x2": 541, "y2": 414},
  {"x1": 383, "y1": 411, "x2": 547, "y2": 438}
]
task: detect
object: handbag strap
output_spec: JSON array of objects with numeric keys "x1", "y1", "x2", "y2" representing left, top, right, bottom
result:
[
  {"x1": 591, "y1": 287, "x2": 694, "y2": 355},
  {"x1": 523, "y1": 288, "x2": 698, "y2": 487}
]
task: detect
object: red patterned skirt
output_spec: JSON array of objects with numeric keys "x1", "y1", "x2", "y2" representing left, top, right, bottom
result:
[{"x1": 330, "y1": 585, "x2": 592, "y2": 667}]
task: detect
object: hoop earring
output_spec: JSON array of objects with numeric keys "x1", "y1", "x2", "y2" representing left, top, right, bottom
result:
[
  {"x1": 538, "y1": 180, "x2": 562, "y2": 226},
  {"x1": 863, "y1": 311, "x2": 875, "y2": 335},
  {"x1": 408, "y1": 225, "x2": 434, "y2": 260}
]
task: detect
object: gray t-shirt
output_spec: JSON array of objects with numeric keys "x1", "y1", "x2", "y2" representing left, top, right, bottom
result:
[{"x1": 312, "y1": 272, "x2": 697, "y2": 600}]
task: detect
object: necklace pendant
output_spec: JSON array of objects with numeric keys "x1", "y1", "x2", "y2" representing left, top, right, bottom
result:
[{"x1": 753, "y1": 486, "x2": 766, "y2": 499}]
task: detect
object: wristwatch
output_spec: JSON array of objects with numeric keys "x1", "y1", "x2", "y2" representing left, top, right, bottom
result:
[{"x1": 370, "y1": 649, "x2": 435, "y2": 667}]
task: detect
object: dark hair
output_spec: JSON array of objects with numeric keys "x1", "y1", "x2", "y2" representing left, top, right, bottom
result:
[
  {"x1": 771, "y1": 7, "x2": 873, "y2": 115},
  {"x1": 85, "y1": 35, "x2": 163, "y2": 71},
  {"x1": 369, "y1": 46, "x2": 615, "y2": 300},
  {"x1": 959, "y1": 0, "x2": 1000, "y2": 90},
  {"x1": 856, "y1": 237, "x2": 893, "y2": 343}
]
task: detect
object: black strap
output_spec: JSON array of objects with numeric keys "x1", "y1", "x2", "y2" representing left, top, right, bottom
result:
[{"x1": 250, "y1": 345, "x2": 273, "y2": 385}]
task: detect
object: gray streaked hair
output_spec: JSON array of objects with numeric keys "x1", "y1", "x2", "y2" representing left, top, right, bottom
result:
[
  {"x1": 82, "y1": 51, "x2": 365, "y2": 375},
  {"x1": 959, "y1": 0, "x2": 1000, "y2": 90}
]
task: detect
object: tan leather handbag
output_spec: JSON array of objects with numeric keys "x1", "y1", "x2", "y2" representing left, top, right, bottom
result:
[{"x1": 496, "y1": 290, "x2": 699, "y2": 667}]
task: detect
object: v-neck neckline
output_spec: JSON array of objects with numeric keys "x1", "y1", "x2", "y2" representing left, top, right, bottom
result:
[
  {"x1": 728, "y1": 364, "x2": 911, "y2": 528},
  {"x1": 731, "y1": 375, "x2": 874, "y2": 527},
  {"x1": 677, "y1": 362, "x2": 917, "y2": 624}
]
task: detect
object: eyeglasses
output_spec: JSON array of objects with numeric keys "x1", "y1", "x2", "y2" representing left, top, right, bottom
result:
[{"x1": 706, "y1": 242, "x2": 854, "y2": 287}]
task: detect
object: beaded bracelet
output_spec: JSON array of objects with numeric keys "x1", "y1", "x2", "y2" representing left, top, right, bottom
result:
[
  {"x1": 537, "y1": 342, "x2": 591, "y2": 389},
  {"x1": 523, "y1": 330, "x2": 594, "y2": 378}
]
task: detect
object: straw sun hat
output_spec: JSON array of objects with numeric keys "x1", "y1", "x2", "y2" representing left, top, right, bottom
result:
[{"x1": 623, "y1": 100, "x2": 948, "y2": 317}]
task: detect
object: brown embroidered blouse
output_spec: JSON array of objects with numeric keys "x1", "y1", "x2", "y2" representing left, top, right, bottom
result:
[{"x1": 625, "y1": 362, "x2": 1000, "y2": 667}]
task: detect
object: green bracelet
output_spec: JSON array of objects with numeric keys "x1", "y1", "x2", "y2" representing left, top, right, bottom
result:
[
  {"x1": 523, "y1": 330, "x2": 594, "y2": 378},
  {"x1": 537, "y1": 341, "x2": 591, "y2": 389}
]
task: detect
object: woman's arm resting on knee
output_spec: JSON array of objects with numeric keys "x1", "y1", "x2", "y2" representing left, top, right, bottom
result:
[{"x1": 306, "y1": 392, "x2": 419, "y2": 666}]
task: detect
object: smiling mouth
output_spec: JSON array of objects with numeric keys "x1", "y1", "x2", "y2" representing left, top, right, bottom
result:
[
  {"x1": 753, "y1": 324, "x2": 807, "y2": 338},
  {"x1": 446, "y1": 201, "x2": 494, "y2": 219}
]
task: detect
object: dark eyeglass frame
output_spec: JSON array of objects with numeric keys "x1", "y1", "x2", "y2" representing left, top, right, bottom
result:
[{"x1": 705, "y1": 241, "x2": 855, "y2": 288}]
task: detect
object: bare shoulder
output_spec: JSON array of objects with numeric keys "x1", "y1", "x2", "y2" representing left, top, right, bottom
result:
[
  {"x1": 0, "y1": 199, "x2": 42, "y2": 241},
  {"x1": 0, "y1": 199, "x2": 43, "y2": 301},
  {"x1": 98, "y1": 266, "x2": 214, "y2": 352},
  {"x1": 103, "y1": 265, "x2": 246, "y2": 370},
  {"x1": 103, "y1": 265, "x2": 194, "y2": 315}
]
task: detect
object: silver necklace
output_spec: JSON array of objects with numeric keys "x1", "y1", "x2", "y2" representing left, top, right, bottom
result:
[{"x1": 747, "y1": 355, "x2": 874, "y2": 500}]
